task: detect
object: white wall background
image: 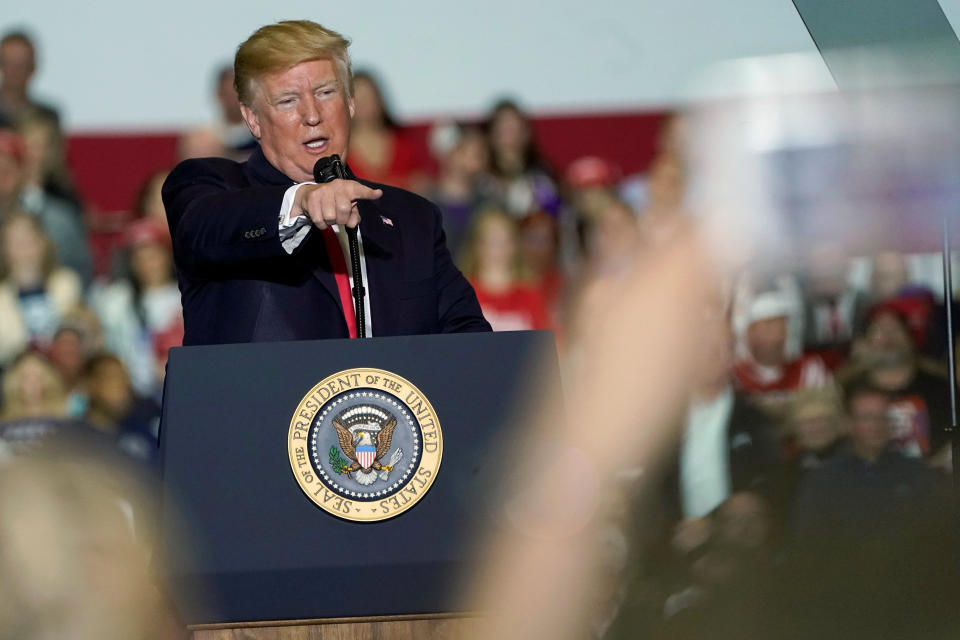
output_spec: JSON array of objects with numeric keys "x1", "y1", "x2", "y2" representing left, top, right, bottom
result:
[{"x1": 4, "y1": 0, "x2": 957, "y2": 132}]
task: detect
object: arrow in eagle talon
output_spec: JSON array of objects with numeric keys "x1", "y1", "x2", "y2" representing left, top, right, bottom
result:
[{"x1": 379, "y1": 448, "x2": 404, "y2": 480}]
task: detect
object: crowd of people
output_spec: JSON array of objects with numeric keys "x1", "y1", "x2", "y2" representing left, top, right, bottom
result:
[
  {"x1": 594, "y1": 289, "x2": 959, "y2": 638},
  {"x1": 0, "y1": 26, "x2": 959, "y2": 639}
]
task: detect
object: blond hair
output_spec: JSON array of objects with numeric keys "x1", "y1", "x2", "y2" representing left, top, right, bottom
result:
[
  {"x1": 234, "y1": 20, "x2": 353, "y2": 106},
  {"x1": 788, "y1": 385, "x2": 842, "y2": 425},
  {"x1": 1, "y1": 351, "x2": 67, "y2": 421},
  {"x1": 458, "y1": 208, "x2": 522, "y2": 279}
]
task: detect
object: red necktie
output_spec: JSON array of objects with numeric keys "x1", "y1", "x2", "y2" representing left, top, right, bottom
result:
[{"x1": 321, "y1": 227, "x2": 357, "y2": 338}]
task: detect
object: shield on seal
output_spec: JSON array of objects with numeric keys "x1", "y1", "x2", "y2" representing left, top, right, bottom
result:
[{"x1": 357, "y1": 445, "x2": 376, "y2": 470}]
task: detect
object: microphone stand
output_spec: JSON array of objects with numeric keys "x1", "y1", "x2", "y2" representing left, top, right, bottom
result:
[
  {"x1": 313, "y1": 155, "x2": 366, "y2": 338},
  {"x1": 943, "y1": 215, "x2": 958, "y2": 483},
  {"x1": 345, "y1": 226, "x2": 366, "y2": 338}
]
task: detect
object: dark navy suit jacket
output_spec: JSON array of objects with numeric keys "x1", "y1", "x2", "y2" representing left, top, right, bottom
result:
[{"x1": 162, "y1": 147, "x2": 491, "y2": 345}]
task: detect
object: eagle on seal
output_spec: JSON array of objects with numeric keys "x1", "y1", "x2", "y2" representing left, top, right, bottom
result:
[{"x1": 333, "y1": 417, "x2": 399, "y2": 485}]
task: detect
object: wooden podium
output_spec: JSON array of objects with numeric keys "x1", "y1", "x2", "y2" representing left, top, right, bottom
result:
[{"x1": 190, "y1": 614, "x2": 477, "y2": 639}]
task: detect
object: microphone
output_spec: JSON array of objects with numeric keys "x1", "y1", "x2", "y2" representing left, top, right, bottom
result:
[{"x1": 313, "y1": 155, "x2": 366, "y2": 338}]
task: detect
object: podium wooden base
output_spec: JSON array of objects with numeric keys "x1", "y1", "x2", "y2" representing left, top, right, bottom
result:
[{"x1": 190, "y1": 614, "x2": 477, "y2": 640}]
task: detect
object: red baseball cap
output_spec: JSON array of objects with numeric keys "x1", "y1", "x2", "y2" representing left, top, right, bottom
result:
[
  {"x1": 564, "y1": 156, "x2": 621, "y2": 189},
  {"x1": 124, "y1": 219, "x2": 171, "y2": 249},
  {"x1": 866, "y1": 292, "x2": 935, "y2": 348}
]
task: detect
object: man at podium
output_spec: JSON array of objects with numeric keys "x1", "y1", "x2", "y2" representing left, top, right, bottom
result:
[{"x1": 162, "y1": 20, "x2": 490, "y2": 346}]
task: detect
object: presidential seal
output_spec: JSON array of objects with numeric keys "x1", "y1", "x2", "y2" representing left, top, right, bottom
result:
[{"x1": 287, "y1": 368, "x2": 443, "y2": 522}]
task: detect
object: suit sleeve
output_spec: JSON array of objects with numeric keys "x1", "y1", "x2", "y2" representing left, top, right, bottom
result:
[
  {"x1": 429, "y1": 202, "x2": 492, "y2": 333},
  {"x1": 162, "y1": 158, "x2": 296, "y2": 275}
]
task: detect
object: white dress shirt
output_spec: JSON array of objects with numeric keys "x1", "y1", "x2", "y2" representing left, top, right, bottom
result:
[
  {"x1": 277, "y1": 183, "x2": 373, "y2": 335},
  {"x1": 680, "y1": 386, "x2": 734, "y2": 518}
]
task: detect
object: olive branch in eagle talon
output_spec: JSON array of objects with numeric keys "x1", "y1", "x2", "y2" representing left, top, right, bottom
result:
[
  {"x1": 328, "y1": 446, "x2": 351, "y2": 476},
  {"x1": 332, "y1": 417, "x2": 398, "y2": 476}
]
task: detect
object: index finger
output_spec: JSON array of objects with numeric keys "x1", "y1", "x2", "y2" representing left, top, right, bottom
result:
[{"x1": 345, "y1": 181, "x2": 383, "y2": 202}]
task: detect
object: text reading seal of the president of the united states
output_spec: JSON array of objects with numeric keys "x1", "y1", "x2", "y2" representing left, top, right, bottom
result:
[{"x1": 288, "y1": 368, "x2": 443, "y2": 522}]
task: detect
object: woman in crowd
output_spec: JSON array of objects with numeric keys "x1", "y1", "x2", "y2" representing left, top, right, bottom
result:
[
  {"x1": 773, "y1": 386, "x2": 845, "y2": 521},
  {"x1": 0, "y1": 349, "x2": 68, "y2": 421},
  {"x1": 485, "y1": 99, "x2": 561, "y2": 217},
  {"x1": 427, "y1": 122, "x2": 498, "y2": 257},
  {"x1": 99, "y1": 169, "x2": 171, "y2": 283},
  {"x1": 559, "y1": 193, "x2": 641, "y2": 354},
  {"x1": 17, "y1": 110, "x2": 80, "y2": 210},
  {"x1": 346, "y1": 71, "x2": 419, "y2": 188},
  {"x1": 46, "y1": 307, "x2": 105, "y2": 414},
  {"x1": 0, "y1": 213, "x2": 81, "y2": 365},
  {"x1": 89, "y1": 219, "x2": 182, "y2": 397},
  {"x1": 518, "y1": 211, "x2": 565, "y2": 321},
  {"x1": 461, "y1": 208, "x2": 552, "y2": 332},
  {"x1": 81, "y1": 353, "x2": 160, "y2": 466},
  {"x1": 577, "y1": 192, "x2": 640, "y2": 279}
]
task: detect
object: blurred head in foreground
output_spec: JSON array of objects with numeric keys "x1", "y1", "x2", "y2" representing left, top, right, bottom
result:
[{"x1": 0, "y1": 453, "x2": 172, "y2": 639}]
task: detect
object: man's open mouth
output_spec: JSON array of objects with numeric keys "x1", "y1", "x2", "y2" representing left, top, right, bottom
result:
[{"x1": 304, "y1": 137, "x2": 328, "y2": 151}]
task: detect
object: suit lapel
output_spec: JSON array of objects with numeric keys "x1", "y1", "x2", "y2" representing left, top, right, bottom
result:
[
  {"x1": 358, "y1": 200, "x2": 402, "y2": 335},
  {"x1": 302, "y1": 231, "x2": 345, "y2": 315},
  {"x1": 244, "y1": 147, "x2": 344, "y2": 311}
]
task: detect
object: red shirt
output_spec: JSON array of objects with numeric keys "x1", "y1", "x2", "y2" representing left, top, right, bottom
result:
[
  {"x1": 347, "y1": 130, "x2": 420, "y2": 188},
  {"x1": 471, "y1": 282, "x2": 552, "y2": 332},
  {"x1": 733, "y1": 354, "x2": 832, "y2": 420}
]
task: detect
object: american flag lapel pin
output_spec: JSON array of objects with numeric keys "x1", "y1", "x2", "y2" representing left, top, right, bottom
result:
[{"x1": 380, "y1": 215, "x2": 395, "y2": 227}]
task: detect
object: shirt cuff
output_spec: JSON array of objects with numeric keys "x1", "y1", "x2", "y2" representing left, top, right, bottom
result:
[{"x1": 279, "y1": 182, "x2": 315, "y2": 254}]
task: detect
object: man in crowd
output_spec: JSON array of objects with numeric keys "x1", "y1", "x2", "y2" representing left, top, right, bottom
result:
[
  {"x1": 797, "y1": 243, "x2": 868, "y2": 368},
  {"x1": 844, "y1": 299, "x2": 952, "y2": 467},
  {"x1": 655, "y1": 492, "x2": 777, "y2": 640},
  {"x1": 213, "y1": 64, "x2": 257, "y2": 160},
  {"x1": 789, "y1": 384, "x2": 954, "y2": 638},
  {"x1": 734, "y1": 289, "x2": 832, "y2": 419},
  {"x1": 0, "y1": 129, "x2": 92, "y2": 285},
  {"x1": 0, "y1": 31, "x2": 58, "y2": 127},
  {"x1": 177, "y1": 64, "x2": 258, "y2": 162},
  {"x1": 162, "y1": 20, "x2": 490, "y2": 345},
  {"x1": 82, "y1": 353, "x2": 161, "y2": 466},
  {"x1": 793, "y1": 384, "x2": 941, "y2": 534},
  {"x1": 671, "y1": 308, "x2": 780, "y2": 520},
  {"x1": 427, "y1": 122, "x2": 496, "y2": 257}
]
